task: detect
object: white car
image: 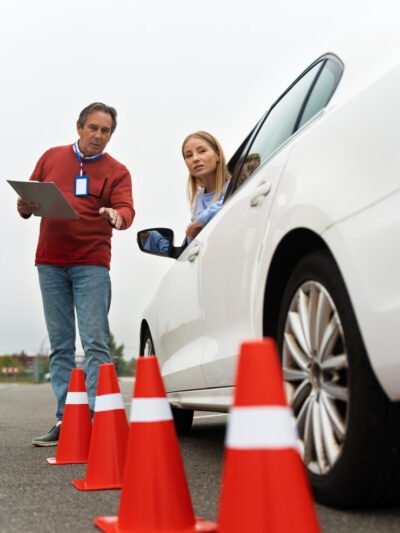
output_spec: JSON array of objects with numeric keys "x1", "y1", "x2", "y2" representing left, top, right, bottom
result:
[{"x1": 137, "y1": 26, "x2": 400, "y2": 509}]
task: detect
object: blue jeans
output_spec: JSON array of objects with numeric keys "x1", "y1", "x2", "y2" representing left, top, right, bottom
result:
[{"x1": 37, "y1": 265, "x2": 112, "y2": 420}]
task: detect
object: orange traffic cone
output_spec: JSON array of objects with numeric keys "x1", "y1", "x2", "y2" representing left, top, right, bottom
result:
[
  {"x1": 47, "y1": 368, "x2": 92, "y2": 465},
  {"x1": 94, "y1": 356, "x2": 216, "y2": 533},
  {"x1": 72, "y1": 363, "x2": 129, "y2": 490},
  {"x1": 218, "y1": 338, "x2": 320, "y2": 532}
]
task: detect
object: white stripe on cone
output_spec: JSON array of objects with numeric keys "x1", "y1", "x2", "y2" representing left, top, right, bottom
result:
[
  {"x1": 226, "y1": 406, "x2": 298, "y2": 449},
  {"x1": 130, "y1": 398, "x2": 173, "y2": 422},
  {"x1": 95, "y1": 393, "x2": 125, "y2": 412},
  {"x1": 66, "y1": 391, "x2": 89, "y2": 405}
]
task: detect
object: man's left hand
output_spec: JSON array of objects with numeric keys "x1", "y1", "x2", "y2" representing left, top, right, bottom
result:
[{"x1": 99, "y1": 207, "x2": 122, "y2": 229}]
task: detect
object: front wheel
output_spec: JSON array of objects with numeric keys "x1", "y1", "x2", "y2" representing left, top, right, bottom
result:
[{"x1": 277, "y1": 250, "x2": 400, "y2": 508}]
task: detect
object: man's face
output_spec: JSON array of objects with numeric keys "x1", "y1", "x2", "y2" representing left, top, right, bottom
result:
[{"x1": 77, "y1": 111, "x2": 113, "y2": 156}]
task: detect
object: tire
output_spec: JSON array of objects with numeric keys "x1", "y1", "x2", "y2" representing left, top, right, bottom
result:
[
  {"x1": 276, "y1": 250, "x2": 400, "y2": 508},
  {"x1": 171, "y1": 406, "x2": 194, "y2": 435},
  {"x1": 141, "y1": 327, "x2": 194, "y2": 435}
]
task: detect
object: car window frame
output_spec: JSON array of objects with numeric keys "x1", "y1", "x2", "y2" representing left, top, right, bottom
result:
[
  {"x1": 225, "y1": 53, "x2": 344, "y2": 202},
  {"x1": 296, "y1": 54, "x2": 344, "y2": 130}
]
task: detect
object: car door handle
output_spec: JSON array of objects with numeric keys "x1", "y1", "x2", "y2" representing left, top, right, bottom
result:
[
  {"x1": 250, "y1": 181, "x2": 272, "y2": 207},
  {"x1": 187, "y1": 243, "x2": 200, "y2": 262}
]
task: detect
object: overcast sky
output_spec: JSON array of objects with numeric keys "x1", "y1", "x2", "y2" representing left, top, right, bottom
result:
[{"x1": 1, "y1": 0, "x2": 398, "y2": 359}]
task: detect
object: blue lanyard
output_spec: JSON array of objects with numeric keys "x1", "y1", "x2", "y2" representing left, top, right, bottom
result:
[{"x1": 73, "y1": 142, "x2": 105, "y2": 176}]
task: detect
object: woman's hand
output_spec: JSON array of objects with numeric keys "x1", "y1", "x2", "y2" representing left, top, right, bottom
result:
[{"x1": 185, "y1": 219, "x2": 203, "y2": 240}]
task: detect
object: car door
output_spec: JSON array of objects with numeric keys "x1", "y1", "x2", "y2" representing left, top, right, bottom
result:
[
  {"x1": 154, "y1": 241, "x2": 207, "y2": 392},
  {"x1": 199, "y1": 57, "x2": 343, "y2": 388}
]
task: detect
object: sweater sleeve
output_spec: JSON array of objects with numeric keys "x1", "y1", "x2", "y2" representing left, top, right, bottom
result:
[
  {"x1": 196, "y1": 181, "x2": 230, "y2": 227},
  {"x1": 29, "y1": 151, "x2": 48, "y2": 182},
  {"x1": 197, "y1": 195, "x2": 224, "y2": 226},
  {"x1": 110, "y1": 167, "x2": 135, "y2": 230}
]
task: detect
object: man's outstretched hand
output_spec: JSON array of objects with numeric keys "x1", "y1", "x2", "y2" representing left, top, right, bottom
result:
[{"x1": 99, "y1": 207, "x2": 122, "y2": 229}]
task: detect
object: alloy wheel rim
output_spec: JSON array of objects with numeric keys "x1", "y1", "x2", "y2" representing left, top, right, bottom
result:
[{"x1": 282, "y1": 281, "x2": 349, "y2": 475}]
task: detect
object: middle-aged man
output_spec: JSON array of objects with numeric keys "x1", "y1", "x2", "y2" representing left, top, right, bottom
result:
[{"x1": 16, "y1": 102, "x2": 135, "y2": 446}]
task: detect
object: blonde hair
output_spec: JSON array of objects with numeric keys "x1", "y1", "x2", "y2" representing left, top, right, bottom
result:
[{"x1": 182, "y1": 131, "x2": 230, "y2": 210}]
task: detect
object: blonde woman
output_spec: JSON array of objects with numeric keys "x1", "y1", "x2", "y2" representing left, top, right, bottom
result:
[{"x1": 182, "y1": 131, "x2": 230, "y2": 241}]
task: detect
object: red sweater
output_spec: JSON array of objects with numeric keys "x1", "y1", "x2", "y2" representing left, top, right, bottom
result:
[{"x1": 24, "y1": 145, "x2": 134, "y2": 268}]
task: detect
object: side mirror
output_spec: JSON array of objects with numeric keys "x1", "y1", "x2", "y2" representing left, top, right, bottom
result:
[{"x1": 137, "y1": 228, "x2": 180, "y2": 258}]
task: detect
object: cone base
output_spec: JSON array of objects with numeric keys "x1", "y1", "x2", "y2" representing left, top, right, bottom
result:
[
  {"x1": 47, "y1": 457, "x2": 88, "y2": 465},
  {"x1": 72, "y1": 478, "x2": 122, "y2": 491},
  {"x1": 94, "y1": 515, "x2": 217, "y2": 532}
]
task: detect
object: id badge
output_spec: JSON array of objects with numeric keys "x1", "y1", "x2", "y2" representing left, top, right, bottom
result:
[{"x1": 74, "y1": 175, "x2": 89, "y2": 196}]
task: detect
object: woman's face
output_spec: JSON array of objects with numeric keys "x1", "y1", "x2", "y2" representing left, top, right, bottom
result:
[{"x1": 183, "y1": 137, "x2": 219, "y2": 183}]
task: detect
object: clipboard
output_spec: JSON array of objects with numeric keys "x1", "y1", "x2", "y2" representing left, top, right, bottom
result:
[{"x1": 8, "y1": 180, "x2": 79, "y2": 219}]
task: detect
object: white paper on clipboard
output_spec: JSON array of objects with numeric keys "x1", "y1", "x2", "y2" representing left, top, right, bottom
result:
[{"x1": 8, "y1": 180, "x2": 79, "y2": 219}]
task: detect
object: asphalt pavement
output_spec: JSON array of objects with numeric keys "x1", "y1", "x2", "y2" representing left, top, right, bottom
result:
[{"x1": 1, "y1": 382, "x2": 400, "y2": 532}]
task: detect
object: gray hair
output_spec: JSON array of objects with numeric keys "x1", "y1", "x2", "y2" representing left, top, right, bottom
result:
[{"x1": 77, "y1": 102, "x2": 117, "y2": 133}]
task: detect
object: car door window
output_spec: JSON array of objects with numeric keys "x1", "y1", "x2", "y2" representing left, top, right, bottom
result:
[
  {"x1": 298, "y1": 58, "x2": 343, "y2": 128},
  {"x1": 232, "y1": 61, "x2": 324, "y2": 191}
]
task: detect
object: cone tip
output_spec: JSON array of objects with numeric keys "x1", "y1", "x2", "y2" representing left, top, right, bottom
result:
[
  {"x1": 134, "y1": 356, "x2": 166, "y2": 398},
  {"x1": 234, "y1": 337, "x2": 287, "y2": 406}
]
